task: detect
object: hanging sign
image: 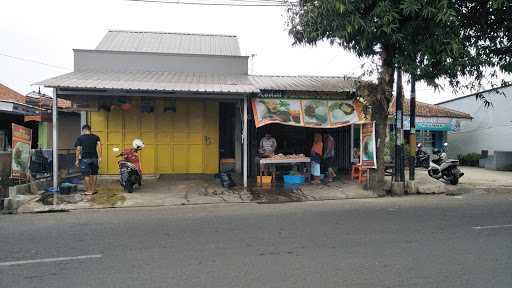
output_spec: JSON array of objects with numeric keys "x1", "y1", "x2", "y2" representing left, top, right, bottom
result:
[
  {"x1": 11, "y1": 124, "x2": 32, "y2": 179},
  {"x1": 403, "y1": 116, "x2": 460, "y2": 131},
  {"x1": 252, "y1": 98, "x2": 366, "y2": 128},
  {"x1": 360, "y1": 122, "x2": 377, "y2": 168}
]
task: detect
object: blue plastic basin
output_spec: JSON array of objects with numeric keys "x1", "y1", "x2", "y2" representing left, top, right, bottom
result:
[{"x1": 284, "y1": 175, "x2": 305, "y2": 185}]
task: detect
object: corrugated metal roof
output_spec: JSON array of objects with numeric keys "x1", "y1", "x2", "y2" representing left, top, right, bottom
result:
[
  {"x1": 96, "y1": 30, "x2": 241, "y2": 56},
  {"x1": 249, "y1": 75, "x2": 357, "y2": 92},
  {"x1": 36, "y1": 71, "x2": 258, "y2": 94},
  {"x1": 389, "y1": 97, "x2": 472, "y2": 119}
]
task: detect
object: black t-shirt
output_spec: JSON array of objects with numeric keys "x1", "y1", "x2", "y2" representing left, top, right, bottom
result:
[{"x1": 74, "y1": 134, "x2": 101, "y2": 159}]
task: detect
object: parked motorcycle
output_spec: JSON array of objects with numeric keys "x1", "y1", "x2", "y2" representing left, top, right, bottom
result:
[
  {"x1": 415, "y1": 143, "x2": 430, "y2": 169},
  {"x1": 114, "y1": 139, "x2": 144, "y2": 193},
  {"x1": 427, "y1": 143, "x2": 464, "y2": 185}
]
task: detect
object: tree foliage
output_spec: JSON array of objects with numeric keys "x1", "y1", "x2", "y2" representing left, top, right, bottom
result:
[{"x1": 287, "y1": 0, "x2": 512, "y2": 187}]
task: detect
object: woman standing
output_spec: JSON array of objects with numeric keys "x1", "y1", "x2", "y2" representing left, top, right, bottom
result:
[
  {"x1": 323, "y1": 133, "x2": 336, "y2": 182},
  {"x1": 310, "y1": 133, "x2": 323, "y2": 184}
]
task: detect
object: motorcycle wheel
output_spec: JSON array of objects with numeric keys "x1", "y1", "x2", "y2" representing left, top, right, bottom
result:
[
  {"x1": 450, "y1": 174, "x2": 459, "y2": 185},
  {"x1": 449, "y1": 168, "x2": 460, "y2": 185},
  {"x1": 125, "y1": 182, "x2": 135, "y2": 193}
]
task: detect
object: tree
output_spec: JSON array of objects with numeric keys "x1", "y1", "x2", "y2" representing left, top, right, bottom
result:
[{"x1": 287, "y1": 0, "x2": 511, "y2": 191}]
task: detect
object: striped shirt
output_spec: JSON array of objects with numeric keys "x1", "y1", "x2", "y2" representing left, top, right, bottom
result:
[{"x1": 260, "y1": 137, "x2": 277, "y2": 154}]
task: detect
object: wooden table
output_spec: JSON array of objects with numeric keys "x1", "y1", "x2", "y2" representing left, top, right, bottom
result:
[{"x1": 257, "y1": 157, "x2": 311, "y2": 186}]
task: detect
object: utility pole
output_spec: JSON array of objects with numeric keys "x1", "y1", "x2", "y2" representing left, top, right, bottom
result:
[
  {"x1": 409, "y1": 75, "x2": 417, "y2": 181},
  {"x1": 392, "y1": 68, "x2": 405, "y2": 194},
  {"x1": 52, "y1": 88, "x2": 59, "y2": 207}
]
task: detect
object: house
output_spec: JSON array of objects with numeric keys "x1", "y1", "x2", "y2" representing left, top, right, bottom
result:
[
  {"x1": 25, "y1": 89, "x2": 80, "y2": 150},
  {"x1": 37, "y1": 30, "x2": 369, "y2": 187},
  {"x1": 389, "y1": 97, "x2": 472, "y2": 154},
  {"x1": 437, "y1": 85, "x2": 512, "y2": 170},
  {"x1": 0, "y1": 83, "x2": 41, "y2": 151}
]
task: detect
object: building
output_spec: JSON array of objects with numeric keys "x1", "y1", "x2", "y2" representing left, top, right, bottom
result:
[
  {"x1": 0, "y1": 83, "x2": 41, "y2": 150},
  {"x1": 25, "y1": 89, "x2": 80, "y2": 150},
  {"x1": 389, "y1": 97, "x2": 472, "y2": 154},
  {"x1": 38, "y1": 30, "x2": 368, "y2": 187},
  {"x1": 437, "y1": 85, "x2": 512, "y2": 170}
]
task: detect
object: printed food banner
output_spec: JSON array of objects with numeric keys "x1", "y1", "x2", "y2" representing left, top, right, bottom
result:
[
  {"x1": 11, "y1": 124, "x2": 32, "y2": 179},
  {"x1": 360, "y1": 122, "x2": 377, "y2": 168},
  {"x1": 253, "y1": 98, "x2": 366, "y2": 128}
]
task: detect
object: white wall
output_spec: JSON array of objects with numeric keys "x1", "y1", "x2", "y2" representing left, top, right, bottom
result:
[
  {"x1": 439, "y1": 86, "x2": 512, "y2": 157},
  {"x1": 74, "y1": 49, "x2": 249, "y2": 74}
]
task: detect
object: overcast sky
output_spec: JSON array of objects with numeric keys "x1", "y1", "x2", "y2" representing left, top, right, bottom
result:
[{"x1": 0, "y1": 0, "x2": 499, "y2": 104}]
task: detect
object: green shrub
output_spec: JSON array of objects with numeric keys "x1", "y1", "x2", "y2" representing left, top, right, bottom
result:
[{"x1": 458, "y1": 153, "x2": 480, "y2": 166}]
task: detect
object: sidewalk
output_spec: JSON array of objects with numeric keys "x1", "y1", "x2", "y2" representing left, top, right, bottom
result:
[
  {"x1": 403, "y1": 166, "x2": 512, "y2": 195},
  {"x1": 457, "y1": 166, "x2": 512, "y2": 188},
  {"x1": 16, "y1": 166, "x2": 511, "y2": 213},
  {"x1": 16, "y1": 174, "x2": 378, "y2": 213}
]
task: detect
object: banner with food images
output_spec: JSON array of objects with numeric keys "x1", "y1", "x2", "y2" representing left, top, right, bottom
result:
[
  {"x1": 11, "y1": 124, "x2": 32, "y2": 179},
  {"x1": 253, "y1": 98, "x2": 366, "y2": 128},
  {"x1": 360, "y1": 122, "x2": 377, "y2": 168}
]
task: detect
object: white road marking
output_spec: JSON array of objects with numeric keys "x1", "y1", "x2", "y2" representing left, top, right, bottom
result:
[
  {"x1": 0, "y1": 254, "x2": 102, "y2": 267},
  {"x1": 472, "y1": 224, "x2": 512, "y2": 230}
]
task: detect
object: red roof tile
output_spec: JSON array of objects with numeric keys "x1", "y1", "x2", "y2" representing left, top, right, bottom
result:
[
  {"x1": 389, "y1": 96, "x2": 471, "y2": 119},
  {"x1": 25, "y1": 90, "x2": 72, "y2": 109},
  {"x1": 0, "y1": 83, "x2": 26, "y2": 104}
]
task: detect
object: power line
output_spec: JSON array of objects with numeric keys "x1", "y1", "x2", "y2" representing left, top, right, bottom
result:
[
  {"x1": 126, "y1": 0, "x2": 290, "y2": 7},
  {"x1": 0, "y1": 52, "x2": 71, "y2": 70},
  {"x1": 198, "y1": 0, "x2": 289, "y2": 3}
]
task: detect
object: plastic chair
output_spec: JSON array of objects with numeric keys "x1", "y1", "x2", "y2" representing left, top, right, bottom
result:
[{"x1": 351, "y1": 164, "x2": 368, "y2": 183}]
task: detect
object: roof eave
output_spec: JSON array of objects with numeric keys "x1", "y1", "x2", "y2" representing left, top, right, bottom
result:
[{"x1": 73, "y1": 49, "x2": 250, "y2": 59}]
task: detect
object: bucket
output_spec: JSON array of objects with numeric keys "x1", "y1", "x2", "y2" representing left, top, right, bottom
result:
[{"x1": 257, "y1": 176, "x2": 273, "y2": 185}]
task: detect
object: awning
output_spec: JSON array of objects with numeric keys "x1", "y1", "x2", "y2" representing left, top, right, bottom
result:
[
  {"x1": 36, "y1": 71, "x2": 259, "y2": 94},
  {"x1": 0, "y1": 100, "x2": 41, "y2": 116},
  {"x1": 249, "y1": 75, "x2": 357, "y2": 92}
]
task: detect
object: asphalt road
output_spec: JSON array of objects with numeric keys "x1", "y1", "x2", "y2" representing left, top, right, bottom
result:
[{"x1": 1, "y1": 191, "x2": 512, "y2": 288}]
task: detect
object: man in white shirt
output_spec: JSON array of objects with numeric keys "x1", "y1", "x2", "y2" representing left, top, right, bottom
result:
[{"x1": 259, "y1": 133, "x2": 277, "y2": 157}]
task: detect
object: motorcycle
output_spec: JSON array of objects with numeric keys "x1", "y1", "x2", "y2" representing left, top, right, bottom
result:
[
  {"x1": 415, "y1": 143, "x2": 430, "y2": 169},
  {"x1": 113, "y1": 139, "x2": 144, "y2": 193},
  {"x1": 427, "y1": 143, "x2": 464, "y2": 185}
]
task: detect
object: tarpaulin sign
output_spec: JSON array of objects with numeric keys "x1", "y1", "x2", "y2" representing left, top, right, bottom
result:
[
  {"x1": 360, "y1": 122, "x2": 377, "y2": 168},
  {"x1": 252, "y1": 98, "x2": 366, "y2": 128},
  {"x1": 11, "y1": 124, "x2": 32, "y2": 179}
]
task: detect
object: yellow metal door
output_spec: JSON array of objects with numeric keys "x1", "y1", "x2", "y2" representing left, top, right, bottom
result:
[
  {"x1": 204, "y1": 102, "x2": 219, "y2": 174},
  {"x1": 187, "y1": 101, "x2": 204, "y2": 173},
  {"x1": 90, "y1": 111, "x2": 108, "y2": 174},
  {"x1": 140, "y1": 111, "x2": 156, "y2": 174},
  {"x1": 173, "y1": 101, "x2": 189, "y2": 173},
  {"x1": 156, "y1": 101, "x2": 173, "y2": 173},
  {"x1": 89, "y1": 99, "x2": 219, "y2": 175},
  {"x1": 106, "y1": 110, "x2": 123, "y2": 174}
]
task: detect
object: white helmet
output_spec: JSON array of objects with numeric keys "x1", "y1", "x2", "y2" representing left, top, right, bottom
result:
[{"x1": 132, "y1": 139, "x2": 144, "y2": 150}]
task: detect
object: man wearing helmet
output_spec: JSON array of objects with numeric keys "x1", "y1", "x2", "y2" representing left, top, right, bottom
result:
[{"x1": 74, "y1": 124, "x2": 102, "y2": 195}]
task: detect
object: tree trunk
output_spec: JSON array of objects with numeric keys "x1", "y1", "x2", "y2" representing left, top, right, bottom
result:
[{"x1": 370, "y1": 45, "x2": 395, "y2": 194}]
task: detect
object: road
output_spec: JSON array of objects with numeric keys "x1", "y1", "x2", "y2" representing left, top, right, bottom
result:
[{"x1": 1, "y1": 190, "x2": 512, "y2": 288}]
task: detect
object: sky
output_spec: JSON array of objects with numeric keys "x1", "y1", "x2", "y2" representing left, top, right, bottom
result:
[{"x1": 0, "y1": 0, "x2": 502, "y2": 104}]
